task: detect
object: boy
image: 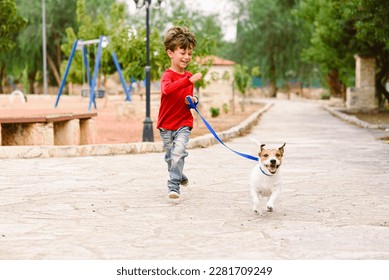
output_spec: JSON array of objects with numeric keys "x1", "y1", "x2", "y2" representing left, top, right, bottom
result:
[{"x1": 157, "y1": 26, "x2": 202, "y2": 199}]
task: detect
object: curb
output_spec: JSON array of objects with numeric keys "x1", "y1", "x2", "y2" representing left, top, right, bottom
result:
[
  {"x1": 323, "y1": 106, "x2": 389, "y2": 130},
  {"x1": 0, "y1": 102, "x2": 273, "y2": 159}
]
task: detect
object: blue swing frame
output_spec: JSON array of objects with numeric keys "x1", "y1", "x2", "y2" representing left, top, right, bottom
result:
[{"x1": 55, "y1": 35, "x2": 133, "y2": 111}]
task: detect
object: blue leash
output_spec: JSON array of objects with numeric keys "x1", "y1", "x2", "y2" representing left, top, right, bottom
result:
[{"x1": 187, "y1": 96, "x2": 259, "y2": 162}]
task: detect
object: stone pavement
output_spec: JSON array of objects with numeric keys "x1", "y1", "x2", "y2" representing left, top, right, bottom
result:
[{"x1": 0, "y1": 99, "x2": 388, "y2": 260}]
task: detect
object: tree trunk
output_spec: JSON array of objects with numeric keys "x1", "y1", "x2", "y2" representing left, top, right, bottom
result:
[
  {"x1": 56, "y1": 43, "x2": 62, "y2": 71},
  {"x1": 376, "y1": 55, "x2": 389, "y2": 108},
  {"x1": 268, "y1": 55, "x2": 278, "y2": 97},
  {"x1": 326, "y1": 69, "x2": 344, "y2": 98},
  {"x1": 269, "y1": 81, "x2": 277, "y2": 97},
  {"x1": 48, "y1": 54, "x2": 61, "y2": 86},
  {"x1": 0, "y1": 65, "x2": 5, "y2": 93},
  {"x1": 28, "y1": 70, "x2": 37, "y2": 94}
]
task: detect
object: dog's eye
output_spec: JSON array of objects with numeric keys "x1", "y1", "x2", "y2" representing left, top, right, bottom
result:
[
  {"x1": 263, "y1": 154, "x2": 268, "y2": 158},
  {"x1": 276, "y1": 153, "x2": 281, "y2": 158}
]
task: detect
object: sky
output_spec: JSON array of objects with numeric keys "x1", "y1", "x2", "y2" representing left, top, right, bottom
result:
[
  {"x1": 186, "y1": 0, "x2": 237, "y2": 41},
  {"x1": 123, "y1": 0, "x2": 237, "y2": 41}
]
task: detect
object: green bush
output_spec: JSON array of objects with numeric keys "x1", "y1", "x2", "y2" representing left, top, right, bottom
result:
[
  {"x1": 210, "y1": 107, "x2": 220, "y2": 118},
  {"x1": 321, "y1": 92, "x2": 331, "y2": 100}
]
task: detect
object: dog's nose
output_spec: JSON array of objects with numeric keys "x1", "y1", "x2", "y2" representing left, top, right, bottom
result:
[{"x1": 270, "y1": 159, "x2": 276, "y2": 164}]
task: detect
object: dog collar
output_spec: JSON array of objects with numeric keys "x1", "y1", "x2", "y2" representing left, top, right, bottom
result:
[{"x1": 259, "y1": 166, "x2": 273, "y2": 176}]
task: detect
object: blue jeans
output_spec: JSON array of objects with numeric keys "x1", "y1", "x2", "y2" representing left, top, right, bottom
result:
[{"x1": 159, "y1": 126, "x2": 191, "y2": 193}]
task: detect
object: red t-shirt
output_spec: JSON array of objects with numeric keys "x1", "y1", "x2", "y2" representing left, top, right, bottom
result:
[{"x1": 157, "y1": 69, "x2": 194, "y2": 130}]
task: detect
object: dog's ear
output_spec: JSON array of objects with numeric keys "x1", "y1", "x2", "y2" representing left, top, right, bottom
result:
[
  {"x1": 259, "y1": 144, "x2": 266, "y2": 156},
  {"x1": 279, "y1": 143, "x2": 286, "y2": 155}
]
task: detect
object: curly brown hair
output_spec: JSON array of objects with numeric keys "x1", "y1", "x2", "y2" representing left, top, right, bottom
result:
[{"x1": 163, "y1": 26, "x2": 197, "y2": 52}]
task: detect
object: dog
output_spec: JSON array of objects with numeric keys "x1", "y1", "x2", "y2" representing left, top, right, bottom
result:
[{"x1": 249, "y1": 141, "x2": 286, "y2": 214}]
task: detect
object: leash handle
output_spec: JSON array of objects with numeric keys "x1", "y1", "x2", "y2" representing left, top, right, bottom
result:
[
  {"x1": 186, "y1": 96, "x2": 259, "y2": 162},
  {"x1": 186, "y1": 95, "x2": 198, "y2": 109}
]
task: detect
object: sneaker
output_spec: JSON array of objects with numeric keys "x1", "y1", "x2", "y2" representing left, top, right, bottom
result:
[
  {"x1": 180, "y1": 177, "x2": 189, "y2": 187},
  {"x1": 168, "y1": 191, "x2": 180, "y2": 199}
]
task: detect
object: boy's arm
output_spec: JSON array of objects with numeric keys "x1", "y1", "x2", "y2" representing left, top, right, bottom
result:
[
  {"x1": 161, "y1": 72, "x2": 202, "y2": 95},
  {"x1": 161, "y1": 75, "x2": 192, "y2": 95}
]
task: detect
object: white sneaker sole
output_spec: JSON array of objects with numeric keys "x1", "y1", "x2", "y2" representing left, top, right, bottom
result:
[{"x1": 168, "y1": 191, "x2": 180, "y2": 199}]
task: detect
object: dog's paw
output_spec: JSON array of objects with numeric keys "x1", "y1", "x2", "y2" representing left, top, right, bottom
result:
[{"x1": 266, "y1": 206, "x2": 274, "y2": 212}]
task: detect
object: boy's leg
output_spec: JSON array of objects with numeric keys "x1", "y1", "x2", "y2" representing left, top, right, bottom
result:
[
  {"x1": 160, "y1": 127, "x2": 190, "y2": 195},
  {"x1": 170, "y1": 126, "x2": 190, "y2": 192},
  {"x1": 160, "y1": 129, "x2": 173, "y2": 171}
]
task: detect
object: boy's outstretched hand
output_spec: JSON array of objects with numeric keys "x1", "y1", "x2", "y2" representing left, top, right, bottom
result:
[{"x1": 189, "y1": 72, "x2": 202, "y2": 84}]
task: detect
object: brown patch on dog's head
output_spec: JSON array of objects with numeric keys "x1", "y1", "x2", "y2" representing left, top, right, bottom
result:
[{"x1": 258, "y1": 143, "x2": 286, "y2": 174}]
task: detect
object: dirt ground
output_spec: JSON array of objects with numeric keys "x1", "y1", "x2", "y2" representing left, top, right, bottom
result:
[
  {"x1": 352, "y1": 111, "x2": 389, "y2": 126},
  {"x1": 0, "y1": 93, "x2": 262, "y2": 144}
]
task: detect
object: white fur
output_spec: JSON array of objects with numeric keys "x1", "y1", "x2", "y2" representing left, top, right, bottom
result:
[{"x1": 249, "y1": 142, "x2": 285, "y2": 215}]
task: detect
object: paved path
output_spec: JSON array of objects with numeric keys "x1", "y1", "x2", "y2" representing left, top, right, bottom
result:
[{"x1": 0, "y1": 99, "x2": 388, "y2": 259}]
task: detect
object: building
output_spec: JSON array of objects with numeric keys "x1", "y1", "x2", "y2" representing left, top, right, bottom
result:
[{"x1": 199, "y1": 55, "x2": 236, "y2": 103}]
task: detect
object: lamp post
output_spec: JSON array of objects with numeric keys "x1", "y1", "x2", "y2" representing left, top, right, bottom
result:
[
  {"x1": 134, "y1": 0, "x2": 162, "y2": 142},
  {"x1": 42, "y1": 0, "x2": 47, "y2": 95}
]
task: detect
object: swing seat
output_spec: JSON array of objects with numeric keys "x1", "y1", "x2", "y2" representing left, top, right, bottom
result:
[{"x1": 81, "y1": 88, "x2": 105, "y2": 98}]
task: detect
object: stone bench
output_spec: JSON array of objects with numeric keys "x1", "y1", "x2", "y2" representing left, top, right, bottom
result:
[{"x1": 0, "y1": 113, "x2": 97, "y2": 146}]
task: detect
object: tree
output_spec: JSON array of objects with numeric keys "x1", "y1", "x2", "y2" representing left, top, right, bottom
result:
[
  {"x1": 297, "y1": 0, "x2": 389, "y2": 105},
  {"x1": 233, "y1": 64, "x2": 252, "y2": 111},
  {"x1": 0, "y1": 0, "x2": 26, "y2": 53},
  {"x1": 60, "y1": 0, "x2": 114, "y2": 90},
  {"x1": 9, "y1": 0, "x2": 77, "y2": 93},
  {"x1": 107, "y1": 7, "x2": 167, "y2": 85},
  {"x1": 346, "y1": 0, "x2": 389, "y2": 106},
  {"x1": 4, "y1": 0, "x2": 222, "y2": 96},
  {"x1": 108, "y1": 0, "x2": 219, "y2": 92},
  {"x1": 0, "y1": 0, "x2": 27, "y2": 93},
  {"x1": 6, "y1": 0, "x2": 113, "y2": 94},
  {"x1": 296, "y1": 0, "x2": 356, "y2": 98},
  {"x1": 230, "y1": 0, "x2": 303, "y2": 97}
]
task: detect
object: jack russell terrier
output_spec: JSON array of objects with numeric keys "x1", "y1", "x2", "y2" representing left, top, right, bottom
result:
[{"x1": 250, "y1": 142, "x2": 286, "y2": 214}]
